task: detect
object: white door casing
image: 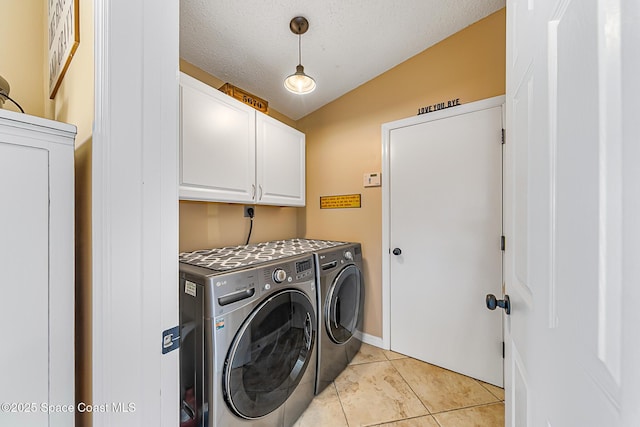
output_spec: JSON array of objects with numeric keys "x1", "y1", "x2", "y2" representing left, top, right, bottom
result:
[
  {"x1": 504, "y1": 0, "x2": 640, "y2": 425},
  {"x1": 382, "y1": 96, "x2": 504, "y2": 386},
  {"x1": 92, "y1": 1, "x2": 179, "y2": 426}
]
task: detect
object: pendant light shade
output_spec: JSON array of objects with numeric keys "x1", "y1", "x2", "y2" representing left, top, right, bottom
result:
[
  {"x1": 284, "y1": 65, "x2": 316, "y2": 94},
  {"x1": 284, "y1": 17, "x2": 316, "y2": 95}
]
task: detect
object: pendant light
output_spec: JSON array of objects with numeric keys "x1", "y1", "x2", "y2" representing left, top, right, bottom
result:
[{"x1": 284, "y1": 16, "x2": 316, "y2": 94}]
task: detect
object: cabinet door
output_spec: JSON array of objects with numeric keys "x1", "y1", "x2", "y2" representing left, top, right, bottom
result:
[
  {"x1": 256, "y1": 113, "x2": 305, "y2": 206},
  {"x1": 0, "y1": 112, "x2": 75, "y2": 427},
  {"x1": 179, "y1": 74, "x2": 256, "y2": 203},
  {"x1": 0, "y1": 142, "x2": 49, "y2": 426}
]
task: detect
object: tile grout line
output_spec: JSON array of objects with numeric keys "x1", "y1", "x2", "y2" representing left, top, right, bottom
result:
[
  {"x1": 365, "y1": 347, "x2": 440, "y2": 426},
  {"x1": 322, "y1": 345, "x2": 504, "y2": 427},
  {"x1": 385, "y1": 351, "x2": 504, "y2": 422},
  {"x1": 382, "y1": 352, "x2": 442, "y2": 427},
  {"x1": 345, "y1": 350, "x2": 431, "y2": 427},
  {"x1": 362, "y1": 350, "x2": 425, "y2": 426},
  {"x1": 432, "y1": 414, "x2": 445, "y2": 427},
  {"x1": 473, "y1": 377, "x2": 505, "y2": 402},
  {"x1": 341, "y1": 352, "x2": 373, "y2": 427},
  {"x1": 430, "y1": 401, "x2": 506, "y2": 416},
  {"x1": 387, "y1": 356, "x2": 433, "y2": 418},
  {"x1": 340, "y1": 359, "x2": 413, "y2": 427},
  {"x1": 331, "y1": 377, "x2": 355, "y2": 427},
  {"x1": 390, "y1": 353, "x2": 504, "y2": 407}
]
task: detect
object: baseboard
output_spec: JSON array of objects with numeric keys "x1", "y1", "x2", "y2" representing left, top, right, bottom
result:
[{"x1": 358, "y1": 332, "x2": 386, "y2": 349}]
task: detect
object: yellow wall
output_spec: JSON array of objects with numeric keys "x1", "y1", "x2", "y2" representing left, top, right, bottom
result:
[
  {"x1": 297, "y1": 9, "x2": 506, "y2": 338},
  {"x1": 180, "y1": 201, "x2": 302, "y2": 251},
  {"x1": 2, "y1": 2, "x2": 93, "y2": 426},
  {"x1": 1, "y1": 1, "x2": 46, "y2": 116},
  {"x1": 178, "y1": 60, "x2": 302, "y2": 252},
  {"x1": 0, "y1": 1, "x2": 96, "y2": 425},
  {"x1": 44, "y1": 1, "x2": 95, "y2": 145},
  {"x1": 44, "y1": 2, "x2": 94, "y2": 426}
]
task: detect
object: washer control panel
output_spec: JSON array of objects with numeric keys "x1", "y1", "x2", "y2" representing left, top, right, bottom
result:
[
  {"x1": 295, "y1": 257, "x2": 314, "y2": 280},
  {"x1": 259, "y1": 254, "x2": 315, "y2": 291}
]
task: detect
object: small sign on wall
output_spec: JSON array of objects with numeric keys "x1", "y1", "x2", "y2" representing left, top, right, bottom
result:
[
  {"x1": 320, "y1": 194, "x2": 361, "y2": 209},
  {"x1": 48, "y1": 0, "x2": 80, "y2": 99},
  {"x1": 417, "y1": 98, "x2": 461, "y2": 115}
]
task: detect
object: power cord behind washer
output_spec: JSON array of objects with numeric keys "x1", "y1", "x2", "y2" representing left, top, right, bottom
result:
[{"x1": 245, "y1": 207, "x2": 255, "y2": 245}]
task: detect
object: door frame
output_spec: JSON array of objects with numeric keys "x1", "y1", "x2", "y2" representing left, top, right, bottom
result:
[
  {"x1": 92, "y1": 1, "x2": 179, "y2": 425},
  {"x1": 381, "y1": 95, "x2": 505, "y2": 349}
]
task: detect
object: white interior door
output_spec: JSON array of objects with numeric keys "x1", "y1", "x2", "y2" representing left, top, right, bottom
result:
[
  {"x1": 388, "y1": 100, "x2": 504, "y2": 387},
  {"x1": 504, "y1": 0, "x2": 640, "y2": 425}
]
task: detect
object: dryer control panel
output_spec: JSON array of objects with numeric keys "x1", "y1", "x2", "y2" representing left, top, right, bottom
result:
[{"x1": 318, "y1": 243, "x2": 363, "y2": 272}]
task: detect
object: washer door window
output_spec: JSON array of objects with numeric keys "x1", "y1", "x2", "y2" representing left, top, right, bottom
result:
[
  {"x1": 325, "y1": 264, "x2": 363, "y2": 344},
  {"x1": 223, "y1": 289, "x2": 316, "y2": 419}
]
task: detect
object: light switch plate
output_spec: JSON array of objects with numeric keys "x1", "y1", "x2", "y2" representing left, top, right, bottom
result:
[{"x1": 363, "y1": 172, "x2": 381, "y2": 187}]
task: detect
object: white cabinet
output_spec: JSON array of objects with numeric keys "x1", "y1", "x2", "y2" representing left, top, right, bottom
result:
[
  {"x1": 179, "y1": 73, "x2": 256, "y2": 203},
  {"x1": 0, "y1": 110, "x2": 75, "y2": 427},
  {"x1": 179, "y1": 73, "x2": 305, "y2": 206},
  {"x1": 256, "y1": 113, "x2": 305, "y2": 206}
]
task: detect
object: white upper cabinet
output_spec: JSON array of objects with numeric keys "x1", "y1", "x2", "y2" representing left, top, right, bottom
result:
[
  {"x1": 256, "y1": 113, "x2": 305, "y2": 206},
  {"x1": 179, "y1": 73, "x2": 305, "y2": 206},
  {"x1": 180, "y1": 73, "x2": 256, "y2": 203}
]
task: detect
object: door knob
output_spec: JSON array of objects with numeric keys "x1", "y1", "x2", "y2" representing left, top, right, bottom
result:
[
  {"x1": 392, "y1": 248, "x2": 402, "y2": 256},
  {"x1": 486, "y1": 294, "x2": 511, "y2": 315}
]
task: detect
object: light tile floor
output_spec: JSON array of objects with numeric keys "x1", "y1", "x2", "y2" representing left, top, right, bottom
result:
[{"x1": 294, "y1": 343, "x2": 505, "y2": 427}]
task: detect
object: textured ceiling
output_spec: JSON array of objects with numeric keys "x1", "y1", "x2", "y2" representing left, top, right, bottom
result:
[{"x1": 180, "y1": 0, "x2": 505, "y2": 121}]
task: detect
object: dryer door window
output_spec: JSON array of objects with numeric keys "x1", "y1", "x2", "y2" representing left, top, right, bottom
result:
[
  {"x1": 325, "y1": 264, "x2": 363, "y2": 344},
  {"x1": 223, "y1": 289, "x2": 316, "y2": 419}
]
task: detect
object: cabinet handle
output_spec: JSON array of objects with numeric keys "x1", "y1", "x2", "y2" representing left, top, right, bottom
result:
[
  {"x1": 251, "y1": 184, "x2": 256, "y2": 198},
  {"x1": 259, "y1": 185, "x2": 263, "y2": 200}
]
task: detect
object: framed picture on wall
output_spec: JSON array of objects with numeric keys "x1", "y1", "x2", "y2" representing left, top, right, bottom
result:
[{"x1": 48, "y1": 0, "x2": 80, "y2": 99}]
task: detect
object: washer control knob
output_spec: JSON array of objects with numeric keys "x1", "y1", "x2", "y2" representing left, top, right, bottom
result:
[
  {"x1": 344, "y1": 250, "x2": 353, "y2": 261},
  {"x1": 273, "y1": 268, "x2": 287, "y2": 283}
]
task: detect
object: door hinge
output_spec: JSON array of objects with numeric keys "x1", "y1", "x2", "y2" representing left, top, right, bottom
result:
[
  {"x1": 501, "y1": 128, "x2": 505, "y2": 144},
  {"x1": 502, "y1": 341, "x2": 505, "y2": 358},
  {"x1": 500, "y1": 236, "x2": 505, "y2": 251}
]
